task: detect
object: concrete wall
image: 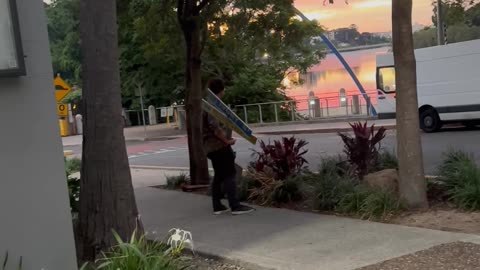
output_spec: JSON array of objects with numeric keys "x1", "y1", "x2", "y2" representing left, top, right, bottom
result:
[{"x1": 0, "y1": 0, "x2": 77, "y2": 269}]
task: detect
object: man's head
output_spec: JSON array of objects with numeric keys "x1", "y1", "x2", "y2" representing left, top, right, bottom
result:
[{"x1": 208, "y1": 78, "x2": 225, "y2": 98}]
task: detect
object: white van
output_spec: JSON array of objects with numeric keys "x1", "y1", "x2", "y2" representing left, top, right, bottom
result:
[{"x1": 376, "y1": 39, "x2": 480, "y2": 132}]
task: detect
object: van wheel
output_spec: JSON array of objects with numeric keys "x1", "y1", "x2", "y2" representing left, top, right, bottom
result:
[{"x1": 420, "y1": 108, "x2": 442, "y2": 133}]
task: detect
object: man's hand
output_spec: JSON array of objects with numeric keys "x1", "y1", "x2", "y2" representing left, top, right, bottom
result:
[{"x1": 225, "y1": 138, "x2": 236, "y2": 145}]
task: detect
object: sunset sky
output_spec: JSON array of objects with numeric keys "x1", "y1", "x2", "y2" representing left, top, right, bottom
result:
[{"x1": 294, "y1": 0, "x2": 434, "y2": 32}]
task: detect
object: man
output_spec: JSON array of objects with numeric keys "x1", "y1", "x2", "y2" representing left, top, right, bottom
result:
[{"x1": 203, "y1": 78, "x2": 255, "y2": 215}]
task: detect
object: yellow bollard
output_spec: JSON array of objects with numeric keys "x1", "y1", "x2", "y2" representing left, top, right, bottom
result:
[{"x1": 59, "y1": 118, "x2": 70, "y2": 137}]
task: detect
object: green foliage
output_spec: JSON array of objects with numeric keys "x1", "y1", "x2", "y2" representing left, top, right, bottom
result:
[
  {"x1": 311, "y1": 170, "x2": 356, "y2": 211},
  {"x1": 376, "y1": 150, "x2": 399, "y2": 171},
  {"x1": 46, "y1": 0, "x2": 81, "y2": 85},
  {"x1": 165, "y1": 174, "x2": 190, "y2": 190},
  {"x1": 416, "y1": 2, "x2": 480, "y2": 49},
  {"x1": 61, "y1": 90, "x2": 82, "y2": 105},
  {"x1": 237, "y1": 175, "x2": 257, "y2": 202},
  {"x1": 80, "y1": 230, "x2": 182, "y2": 270},
  {"x1": 359, "y1": 189, "x2": 401, "y2": 220},
  {"x1": 47, "y1": 0, "x2": 325, "y2": 109},
  {"x1": 65, "y1": 158, "x2": 81, "y2": 213},
  {"x1": 337, "y1": 186, "x2": 401, "y2": 220},
  {"x1": 438, "y1": 149, "x2": 480, "y2": 210},
  {"x1": 247, "y1": 170, "x2": 303, "y2": 205},
  {"x1": 65, "y1": 157, "x2": 81, "y2": 175}
]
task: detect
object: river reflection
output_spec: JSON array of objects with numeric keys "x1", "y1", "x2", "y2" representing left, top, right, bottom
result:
[{"x1": 287, "y1": 47, "x2": 391, "y2": 101}]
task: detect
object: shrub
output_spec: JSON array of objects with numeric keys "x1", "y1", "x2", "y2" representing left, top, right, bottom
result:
[
  {"x1": 80, "y1": 230, "x2": 182, "y2": 270},
  {"x1": 65, "y1": 158, "x2": 81, "y2": 213},
  {"x1": 237, "y1": 175, "x2": 257, "y2": 202},
  {"x1": 376, "y1": 150, "x2": 398, "y2": 170},
  {"x1": 338, "y1": 122, "x2": 386, "y2": 178},
  {"x1": 311, "y1": 171, "x2": 356, "y2": 211},
  {"x1": 65, "y1": 157, "x2": 81, "y2": 175},
  {"x1": 359, "y1": 189, "x2": 401, "y2": 220},
  {"x1": 247, "y1": 170, "x2": 303, "y2": 205},
  {"x1": 337, "y1": 186, "x2": 401, "y2": 220},
  {"x1": 318, "y1": 155, "x2": 354, "y2": 178},
  {"x1": 251, "y1": 136, "x2": 308, "y2": 180},
  {"x1": 166, "y1": 173, "x2": 190, "y2": 190},
  {"x1": 438, "y1": 149, "x2": 480, "y2": 210},
  {"x1": 336, "y1": 186, "x2": 371, "y2": 214}
]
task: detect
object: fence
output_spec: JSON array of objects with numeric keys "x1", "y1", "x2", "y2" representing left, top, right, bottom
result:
[
  {"x1": 124, "y1": 94, "x2": 374, "y2": 127},
  {"x1": 234, "y1": 94, "x2": 374, "y2": 124}
]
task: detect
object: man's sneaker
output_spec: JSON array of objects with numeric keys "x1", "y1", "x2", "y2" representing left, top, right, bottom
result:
[
  {"x1": 213, "y1": 205, "x2": 230, "y2": 215},
  {"x1": 231, "y1": 205, "x2": 255, "y2": 215}
]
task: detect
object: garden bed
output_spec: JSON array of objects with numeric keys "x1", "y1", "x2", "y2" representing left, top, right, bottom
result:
[{"x1": 160, "y1": 123, "x2": 480, "y2": 236}]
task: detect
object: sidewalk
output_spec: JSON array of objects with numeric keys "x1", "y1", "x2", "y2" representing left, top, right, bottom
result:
[
  {"x1": 62, "y1": 124, "x2": 186, "y2": 146},
  {"x1": 132, "y1": 169, "x2": 480, "y2": 270},
  {"x1": 253, "y1": 119, "x2": 396, "y2": 135}
]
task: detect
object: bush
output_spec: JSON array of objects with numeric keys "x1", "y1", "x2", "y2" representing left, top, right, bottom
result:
[
  {"x1": 376, "y1": 150, "x2": 398, "y2": 170},
  {"x1": 318, "y1": 155, "x2": 354, "y2": 178},
  {"x1": 247, "y1": 170, "x2": 303, "y2": 205},
  {"x1": 337, "y1": 186, "x2": 401, "y2": 220},
  {"x1": 438, "y1": 149, "x2": 480, "y2": 210},
  {"x1": 80, "y1": 230, "x2": 182, "y2": 270},
  {"x1": 65, "y1": 157, "x2": 81, "y2": 175},
  {"x1": 65, "y1": 158, "x2": 81, "y2": 213},
  {"x1": 311, "y1": 170, "x2": 357, "y2": 211},
  {"x1": 338, "y1": 122, "x2": 386, "y2": 178},
  {"x1": 251, "y1": 136, "x2": 308, "y2": 180},
  {"x1": 165, "y1": 174, "x2": 190, "y2": 190},
  {"x1": 237, "y1": 175, "x2": 257, "y2": 202}
]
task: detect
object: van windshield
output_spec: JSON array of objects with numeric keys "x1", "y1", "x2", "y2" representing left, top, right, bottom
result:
[{"x1": 377, "y1": 67, "x2": 396, "y2": 93}]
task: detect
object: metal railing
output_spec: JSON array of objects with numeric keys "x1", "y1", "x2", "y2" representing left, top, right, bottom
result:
[
  {"x1": 124, "y1": 94, "x2": 374, "y2": 127},
  {"x1": 234, "y1": 94, "x2": 374, "y2": 124}
]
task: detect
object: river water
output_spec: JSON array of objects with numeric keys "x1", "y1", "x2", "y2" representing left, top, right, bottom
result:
[{"x1": 286, "y1": 46, "x2": 391, "y2": 103}]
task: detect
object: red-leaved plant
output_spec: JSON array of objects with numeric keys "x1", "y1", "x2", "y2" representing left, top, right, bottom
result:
[
  {"x1": 338, "y1": 122, "x2": 386, "y2": 179},
  {"x1": 252, "y1": 137, "x2": 309, "y2": 180}
]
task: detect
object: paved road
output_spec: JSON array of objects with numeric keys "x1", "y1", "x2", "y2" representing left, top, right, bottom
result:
[{"x1": 64, "y1": 128, "x2": 480, "y2": 174}]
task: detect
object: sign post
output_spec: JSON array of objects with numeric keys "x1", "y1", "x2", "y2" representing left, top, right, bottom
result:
[
  {"x1": 135, "y1": 83, "x2": 147, "y2": 140},
  {"x1": 54, "y1": 75, "x2": 72, "y2": 102}
]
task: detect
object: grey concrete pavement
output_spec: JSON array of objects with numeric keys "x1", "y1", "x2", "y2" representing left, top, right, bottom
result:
[{"x1": 135, "y1": 187, "x2": 480, "y2": 270}]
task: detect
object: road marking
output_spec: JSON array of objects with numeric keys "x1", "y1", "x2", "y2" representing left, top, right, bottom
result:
[{"x1": 128, "y1": 147, "x2": 187, "y2": 159}]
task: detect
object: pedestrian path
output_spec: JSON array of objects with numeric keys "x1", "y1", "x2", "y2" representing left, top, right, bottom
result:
[{"x1": 134, "y1": 183, "x2": 480, "y2": 270}]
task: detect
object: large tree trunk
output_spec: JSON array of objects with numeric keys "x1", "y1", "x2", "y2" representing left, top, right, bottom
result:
[
  {"x1": 179, "y1": 1, "x2": 210, "y2": 185},
  {"x1": 78, "y1": 0, "x2": 143, "y2": 262},
  {"x1": 392, "y1": 0, "x2": 428, "y2": 208}
]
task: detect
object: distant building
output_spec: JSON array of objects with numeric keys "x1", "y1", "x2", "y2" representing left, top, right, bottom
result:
[
  {"x1": 372, "y1": 32, "x2": 392, "y2": 40},
  {"x1": 326, "y1": 31, "x2": 336, "y2": 41}
]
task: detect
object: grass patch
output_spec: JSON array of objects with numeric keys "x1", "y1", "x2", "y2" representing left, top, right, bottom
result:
[
  {"x1": 437, "y1": 149, "x2": 480, "y2": 211},
  {"x1": 165, "y1": 173, "x2": 190, "y2": 190}
]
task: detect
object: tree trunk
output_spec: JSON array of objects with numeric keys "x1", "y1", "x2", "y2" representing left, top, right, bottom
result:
[
  {"x1": 78, "y1": 0, "x2": 143, "y2": 262},
  {"x1": 392, "y1": 0, "x2": 428, "y2": 208},
  {"x1": 179, "y1": 2, "x2": 210, "y2": 185}
]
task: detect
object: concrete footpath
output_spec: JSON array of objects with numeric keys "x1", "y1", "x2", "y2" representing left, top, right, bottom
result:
[{"x1": 131, "y1": 168, "x2": 480, "y2": 270}]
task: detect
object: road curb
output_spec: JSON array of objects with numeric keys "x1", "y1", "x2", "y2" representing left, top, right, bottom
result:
[
  {"x1": 256, "y1": 124, "x2": 396, "y2": 135},
  {"x1": 130, "y1": 165, "x2": 214, "y2": 172}
]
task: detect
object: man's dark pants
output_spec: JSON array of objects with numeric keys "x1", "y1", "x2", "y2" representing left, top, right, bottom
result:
[{"x1": 207, "y1": 146, "x2": 240, "y2": 210}]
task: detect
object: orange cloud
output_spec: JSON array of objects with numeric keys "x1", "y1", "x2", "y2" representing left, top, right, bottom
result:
[{"x1": 294, "y1": 0, "x2": 433, "y2": 32}]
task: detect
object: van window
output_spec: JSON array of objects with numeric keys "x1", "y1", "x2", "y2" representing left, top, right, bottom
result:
[{"x1": 377, "y1": 67, "x2": 396, "y2": 93}]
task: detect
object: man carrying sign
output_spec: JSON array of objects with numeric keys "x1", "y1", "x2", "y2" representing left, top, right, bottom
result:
[{"x1": 203, "y1": 78, "x2": 255, "y2": 215}]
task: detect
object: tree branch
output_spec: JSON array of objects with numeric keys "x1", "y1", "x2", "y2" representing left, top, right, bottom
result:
[{"x1": 195, "y1": 0, "x2": 211, "y2": 13}]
